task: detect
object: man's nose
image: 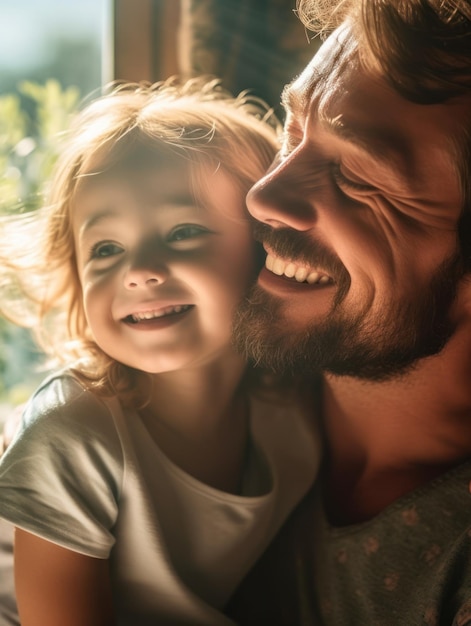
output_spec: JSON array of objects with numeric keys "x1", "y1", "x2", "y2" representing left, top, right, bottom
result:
[{"x1": 246, "y1": 154, "x2": 317, "y2": 231}]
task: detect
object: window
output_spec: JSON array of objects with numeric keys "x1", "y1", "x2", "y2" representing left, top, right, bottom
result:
[
  {"x1": 0, "y1": 0, "x2": 106, "y2": 97},
  {"x1": 0, "y1": 0, "x2": 106, "y2": 421}
]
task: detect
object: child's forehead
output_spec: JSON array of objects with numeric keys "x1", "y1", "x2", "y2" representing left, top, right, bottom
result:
[
  {"x1": 74, "y1": 158, "x2": 238, "y2": 213},
  {"x1": 75, "y1": 136, "x2": 237, "y2": 202},
  {"x1": 75, "y1": 161, "x2": 194, "y2": 206},
  {"x1": 81, "y1": 140, "x2": 190, "y2": 177}
]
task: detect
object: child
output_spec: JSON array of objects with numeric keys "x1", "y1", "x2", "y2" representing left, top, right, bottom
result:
[{"x1": 0, "y1": 78, "x2": 320, "y2": 626}]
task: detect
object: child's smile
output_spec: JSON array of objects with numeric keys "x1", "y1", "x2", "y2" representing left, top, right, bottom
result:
[{"x1": 123, "y1": 303, "x2": 194, "y2": 324}]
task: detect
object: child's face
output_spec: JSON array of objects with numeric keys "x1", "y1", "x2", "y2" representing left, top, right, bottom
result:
[{"x1": 72, "y1": 161, "x2": 257, "y2": 374}]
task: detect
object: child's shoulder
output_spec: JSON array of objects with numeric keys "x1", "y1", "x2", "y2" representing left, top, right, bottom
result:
[
  {"x1": 28, "y1": 367, "x2": 98, "y2": 410},
  {"x1": 22, "y1": 367, "x2": 116, "y2": 435},
  {"x1": 3, "y1": 367, "x2": 125, "y2": 477}
]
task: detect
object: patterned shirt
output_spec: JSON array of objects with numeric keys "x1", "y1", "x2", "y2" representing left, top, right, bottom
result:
[{"x1": 227, "y1": 460, "x2": 471, "y2": 626}]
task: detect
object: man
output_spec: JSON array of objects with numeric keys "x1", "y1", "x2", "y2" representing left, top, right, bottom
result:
[{"x1": 229, "y1": 0, "x2": 471, "y2": 624}]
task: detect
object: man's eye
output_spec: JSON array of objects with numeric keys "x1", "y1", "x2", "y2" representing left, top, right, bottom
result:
[
  {"x1": 168, "y1": 225, "x2": 209, "y2": 242},
  {"x1": 332, "y1": 163, "x2": 375, "y2": 193},
  {"x1": 90, "y1": 241, "x2": 123, "y2": 259}
]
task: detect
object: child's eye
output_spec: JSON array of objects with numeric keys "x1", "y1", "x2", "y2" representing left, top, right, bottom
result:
[
  {"x1": 90, "y1": 241, "x2": 124, "y2": 259},
  {"x1": 168, "y1": 224, "x2": 210, "y2": 242}
]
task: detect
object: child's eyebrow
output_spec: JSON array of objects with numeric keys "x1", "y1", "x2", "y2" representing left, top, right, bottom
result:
[{"x1": 79, "y1": 208, "x2": 119, "y2": 237}]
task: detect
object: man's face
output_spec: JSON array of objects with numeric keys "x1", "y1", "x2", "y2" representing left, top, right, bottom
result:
[{"x1": 234, "y1": 24, "x2": 469, "y2": 380}]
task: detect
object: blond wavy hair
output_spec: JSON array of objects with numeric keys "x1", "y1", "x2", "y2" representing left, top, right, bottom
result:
[{"x1": 0, "y1": 77, "x2": 280, "y2": 402}]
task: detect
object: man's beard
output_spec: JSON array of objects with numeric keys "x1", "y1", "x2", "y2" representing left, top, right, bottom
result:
[{"x1": 233, "y1": 225, "x2": 464, "y2": 382}]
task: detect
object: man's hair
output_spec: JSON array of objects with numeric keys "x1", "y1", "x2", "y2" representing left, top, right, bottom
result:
[
  {"x1": 297, "y1": 0, "x2": 471, "y2": 104},
  {"x1": 0, "y1": 77, "x2": 279, "y2": 403}
]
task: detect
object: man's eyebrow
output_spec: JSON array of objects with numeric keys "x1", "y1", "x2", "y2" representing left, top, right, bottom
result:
[
  {"x1": 321, "y1": 114, "x2": 401, "y2": 164},
  {"x1": 281, "y1": 65, "x2": 324, "y2": 115},
  {"x1": 280, "y1": 83, "x2": 297, "y2": 112},
  {"x1": 281, "y1": 82, "x2": 308, "y2": 116},
  {"x1": 281, "y1": 85, "x2": 398, "y2": 165}
]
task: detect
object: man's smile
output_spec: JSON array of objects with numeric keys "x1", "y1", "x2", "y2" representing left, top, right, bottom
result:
[{"x1": 265, "y1": 252, "x2": 334, "y2": 285}]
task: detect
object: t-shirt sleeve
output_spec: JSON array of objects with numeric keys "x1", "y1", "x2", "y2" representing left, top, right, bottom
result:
[{"x1": 0, "y1": 374, "x2": 123, "y2": 558}]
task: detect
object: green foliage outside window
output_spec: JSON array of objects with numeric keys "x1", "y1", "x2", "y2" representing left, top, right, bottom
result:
[
  {"x1": 0, "y1": 79, "x2": 80, "y2": 213},
  {"x1": 0, "y1": 80, "x2": 81, "y2": 409}
]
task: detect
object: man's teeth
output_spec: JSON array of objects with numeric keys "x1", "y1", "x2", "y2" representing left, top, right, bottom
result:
[
  {"x1": 266, "y1": 254, "x2": 332, "y2": 285},
  {"x1": 129, "y1": 305, "x2": 191, "y2": 322}
]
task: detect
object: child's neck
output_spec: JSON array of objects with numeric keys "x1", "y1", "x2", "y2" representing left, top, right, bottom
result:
[{"x1": 138, "y1": 352, "x2": 250, "y2": 494}]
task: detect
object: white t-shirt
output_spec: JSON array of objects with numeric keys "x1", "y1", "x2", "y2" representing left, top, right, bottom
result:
[{"x1": 0, "y1": 371, "x2": 320, "y2": 625}]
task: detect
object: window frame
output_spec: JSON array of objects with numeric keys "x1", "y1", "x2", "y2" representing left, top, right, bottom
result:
[{"x1": 112, "y1": 0, "x2": 181, "y2": 83}]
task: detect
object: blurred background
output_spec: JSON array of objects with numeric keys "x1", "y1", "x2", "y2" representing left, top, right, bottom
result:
[{"x1": 0, "y1": 0, "x2": 320, "y2": 424}]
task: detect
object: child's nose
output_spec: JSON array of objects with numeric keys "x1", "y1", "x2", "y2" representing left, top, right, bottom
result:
[{"x1": 124, "y1": 264, "x2": 169, "y2": 289}]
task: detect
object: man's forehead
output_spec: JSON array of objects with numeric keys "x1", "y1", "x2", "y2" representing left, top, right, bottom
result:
[{"x1": 282, "y1": 23, "x2": 358, "y2": 115}]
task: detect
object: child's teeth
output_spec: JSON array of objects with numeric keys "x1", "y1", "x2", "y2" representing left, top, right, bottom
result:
[{"x1": 131, "y1": 305, "x2": 189, "y2": 322}]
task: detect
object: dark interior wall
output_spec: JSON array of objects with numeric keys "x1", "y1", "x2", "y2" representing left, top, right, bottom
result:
[
  {"x1": 113, "y1": 0, "x2": 321, "y2": 119},
  {"x1": 179, "y1": 0, "x2": 321, "y2": 117}
]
